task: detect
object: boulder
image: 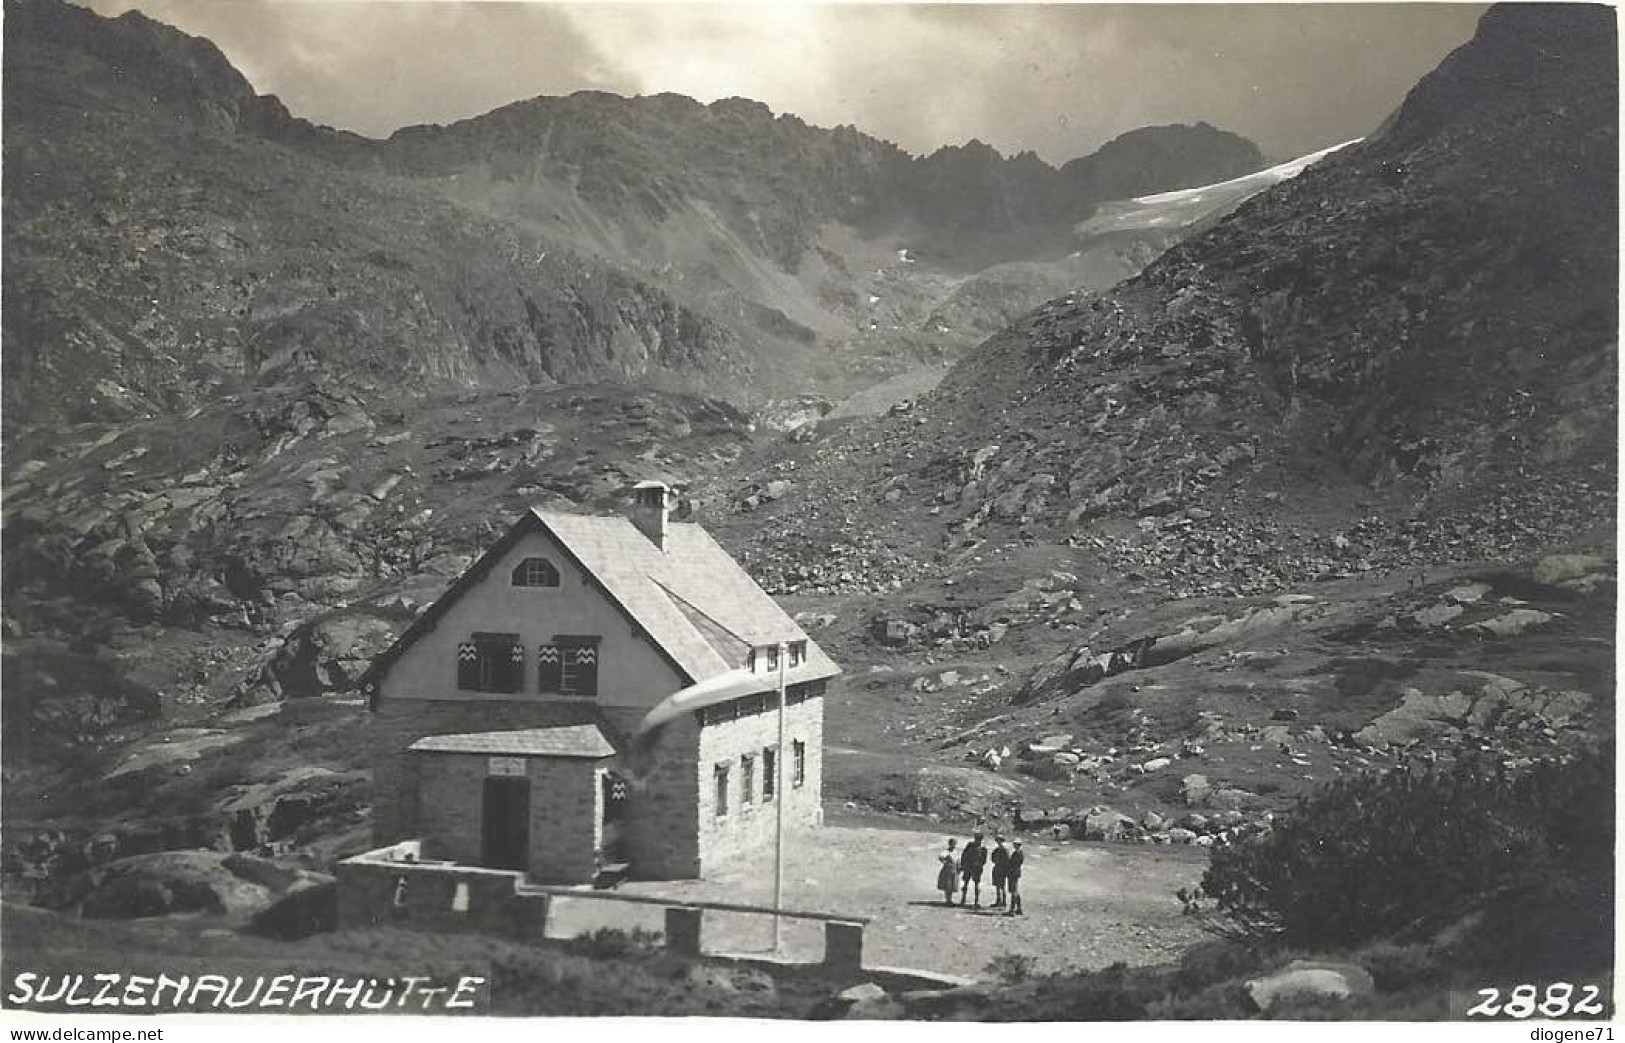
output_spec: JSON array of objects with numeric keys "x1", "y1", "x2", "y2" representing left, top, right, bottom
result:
[
  {"x1": 1141, "y1": 756, "x2": 1172, "y2": 772},
  {"x1": 1530, "y1": 553, "x2": 1608, "y2": 589},
  {"x1": 1210, "y1": 788, "x2": 1258, "y2": 811},
  {"x1": 75, "y1": 850, "x2": 279, "y2": 920},
  {"x1": 1024, "y1": 733, "x2": 1074, "y2": 757},
  {"x1": 1444, "y1": 582, "x2": 1491, "y2": 604},
  {"x1": 1356, "y1": 687, "x2": 1475, "y2": 745},
  {"x1": 839, "y1": 982, "x2": 887, "y2": 1004},
  {"x1": 873, "y1": 618, "x2": 917, "y2": 647},
  {"x1": 1470, "y1": 609, "x2": 1556, "y2": 637},
  {"x1": 1410, "y1": 603, "x2": 1463, "y2": 627},
  {"x1": 1245, "y1": 960, "x2": 1375, "y2": 1012},
  {"x1": 1167, "y1": 828, "x2": 1197, "y2": 845},
  {"x1": 1141, "y1": 811, "x2": 1166, "y2": 830},
  {"x1": 244, "y1": 875, "x2": 338, "y2": 940},
  {"x1": 1080, "y1": 807, "x2": 1137, "y2": 842}
]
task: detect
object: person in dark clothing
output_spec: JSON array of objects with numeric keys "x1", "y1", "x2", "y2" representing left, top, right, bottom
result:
[
  {"x1": 989, "y1": 835, "x2": 1011, "y2": 909},
  {"x1": 1005, "y1": 839, "x2": 1025, "y2": 916},
  {"x1": 959, "y1": 831, "x2": 987, "y2": 907}
]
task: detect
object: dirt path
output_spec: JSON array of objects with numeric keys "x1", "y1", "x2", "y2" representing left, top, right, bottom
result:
[{"x1": 547, "y1": 822, "x2": 1210, "y2": 980}]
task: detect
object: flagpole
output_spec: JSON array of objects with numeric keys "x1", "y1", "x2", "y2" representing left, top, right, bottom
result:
[{"x1": 774, "y1": 640, "x2": 787, "y2": 954}]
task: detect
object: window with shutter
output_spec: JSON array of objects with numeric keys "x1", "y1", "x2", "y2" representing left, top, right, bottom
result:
[
  {"x1": 460, "y1": 632, "x2": 522, "y2": 693},
  {"x1": 555, "y1": 636, "x2": 600, "y2": 697},
  {"x1": 537, "y1": 643, "x2": 562, "y2": 693},
  {"x1": 457, "y1": 642, "x2": 480, "y2": 690}
]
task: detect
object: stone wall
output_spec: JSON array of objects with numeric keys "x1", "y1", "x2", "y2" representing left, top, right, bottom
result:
[
  {"x1": 369, "y1": 697, "x2": 603, "y2": 843},
  {"x1": 335, "y1": 858, "x2": 545, "y2": 937},
  {"x1": 412, "y1": 750, "x2": 607, "y2": 884},
  {"x1": 369, "y1": 688, "x2": 825, "y2": 884},
  {"x1": 695, "y1": 696, "x2": 824, "y2": 875},
  {"x1": 605, "y1": 707, "x2": 702, "y2": 879}
]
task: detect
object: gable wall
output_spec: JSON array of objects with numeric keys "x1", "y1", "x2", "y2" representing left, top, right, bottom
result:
[{"x1": 377, "y1": 527, "x2": 687, "y2": 710}]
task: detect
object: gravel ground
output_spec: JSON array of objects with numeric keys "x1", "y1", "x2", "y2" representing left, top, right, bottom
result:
[{"x1": 545, "y1": 822, "x2": 1210, "y2": 980}]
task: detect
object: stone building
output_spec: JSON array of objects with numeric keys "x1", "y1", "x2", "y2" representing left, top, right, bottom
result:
[{"x1": 358, "y1": 482, "x2": 838, "y2": 884}]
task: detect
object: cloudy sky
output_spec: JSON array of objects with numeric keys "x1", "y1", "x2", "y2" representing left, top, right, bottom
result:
[{"x1": 81, "y1": 1, "x2": 1488, "y2": 163}]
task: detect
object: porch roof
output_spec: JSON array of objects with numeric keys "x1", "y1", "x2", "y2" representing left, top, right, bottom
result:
[{"x1": 408, "y1": 723, "x2": 617, "y2": 759}]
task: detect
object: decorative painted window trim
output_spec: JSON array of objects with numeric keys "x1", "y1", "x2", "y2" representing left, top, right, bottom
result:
[
  {"x1": 458, "y1": 632, "x2": 523, "y2": 693},
  {"x1": 539, "y1": 634, "x2": 600, "y2": 697}
]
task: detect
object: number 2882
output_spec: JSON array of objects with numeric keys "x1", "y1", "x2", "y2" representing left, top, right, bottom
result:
[{"x1": 1465, "y1": 982, "x2": 1607, "y2": 1019}]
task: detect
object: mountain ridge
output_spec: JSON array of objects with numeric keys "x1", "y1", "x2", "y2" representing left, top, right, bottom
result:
[
  {"x1": 3, "y1": 0, "x2": 1271, "y2": 432},
  {"x1": 714, "y1": 1, "x2": 1616, "y2": 600}
]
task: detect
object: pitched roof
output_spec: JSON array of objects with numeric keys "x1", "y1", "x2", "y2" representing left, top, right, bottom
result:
[
  {"x1": 361, "y1": 506, "x2": 839, "y2": 700},
  {"x1": 409, "y1": 723, "x2": 617, "y2": 758},
  {"x1": 536, "y1": 509, "x2": 840, "y2": 685}
]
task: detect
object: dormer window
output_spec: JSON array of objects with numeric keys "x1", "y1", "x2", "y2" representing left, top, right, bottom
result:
[
  {"x1": 788, "y1": 641, "x2": 807, "y2": 667},
  {"x1": 512, "y1": 557, "x2": 560, "y2": 588},
  {"x1": 765, "y1": 645, "x2": 780, "y2": 672}
]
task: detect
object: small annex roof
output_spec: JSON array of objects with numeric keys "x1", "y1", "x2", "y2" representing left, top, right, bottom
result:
[{"x1": 409, "y1": 724, "x2": 617, "y2": 759}]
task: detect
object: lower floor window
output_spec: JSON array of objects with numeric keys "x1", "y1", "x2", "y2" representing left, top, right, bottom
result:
[
  {"x1": 741, "y1": 754, "x2": 755, "y2": 805},
  {"x1": 714, "y1": 763, "x2": 729, "y2": 817},
  {"x1": 763, "y1": 746, "x2": 777, "y2": 801},
  {"x1": 792, "y1": 740, "x2": 806, "y2": 788}
]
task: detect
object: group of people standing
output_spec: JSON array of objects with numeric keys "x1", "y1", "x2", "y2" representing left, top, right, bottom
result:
[{"x1": 936, "y1": 831, "x2": 1024, "y2": 915}]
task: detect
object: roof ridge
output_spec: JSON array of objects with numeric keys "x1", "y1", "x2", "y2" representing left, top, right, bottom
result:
[{"x1": 649, "y1": 577, "x2": 751, "y2": 645}]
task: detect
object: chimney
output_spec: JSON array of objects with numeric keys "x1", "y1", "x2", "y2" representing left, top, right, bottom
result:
[{"x1": 630, "y1": 480, "x2": 673, "y2": 550}]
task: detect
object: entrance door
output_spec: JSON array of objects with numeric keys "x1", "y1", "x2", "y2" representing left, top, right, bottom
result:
[{"x1": 481, "y1": 776, "x2": 530, "y2": 870}]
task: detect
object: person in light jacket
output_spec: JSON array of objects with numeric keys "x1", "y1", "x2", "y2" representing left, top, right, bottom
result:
[{"x1": 936, "y1": 838, "x2": 959, "y2": 906}]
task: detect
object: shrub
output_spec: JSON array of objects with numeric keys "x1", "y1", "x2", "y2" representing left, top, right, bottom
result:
[
  {"x1": 1201, "y1": 747, "x2": 1612, "y2": 952},
  {"x1": 564, "y1": 926, "x2": 663, "y2": 959},
  {"x1": 985, "y1": 953, "x2": 1039, "y2": 984},
  {"x1": 1357, "y1": 941, "x2": 1448, "y2": 993}
]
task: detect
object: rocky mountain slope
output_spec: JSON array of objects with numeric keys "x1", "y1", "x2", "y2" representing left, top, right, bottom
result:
[
  {"x1": 716, "y1": 2, "x2": 1616, "y2": 599},
  {"x1": 2, "y1": 0, "x2": 752, "y2": 433},
  {"x1": 2, "y1": 1, "x2": 1613, "y2": 965},
  {"x1": 3, "y1": 0, "x2": 1267, "y2": 433},
  {"x1": 689, "y1": 2, "x2": 1615, "y2": 827}
]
